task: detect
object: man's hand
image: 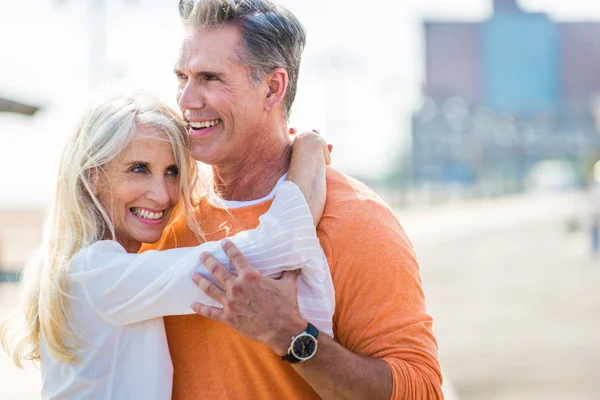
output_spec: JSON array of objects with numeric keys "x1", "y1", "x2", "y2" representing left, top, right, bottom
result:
[{"x1": 191, "y1": 239, "x2": 308, "y2": 356}]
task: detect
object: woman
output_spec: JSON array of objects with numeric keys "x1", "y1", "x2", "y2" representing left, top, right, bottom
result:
[{"x1": 0, "y1": 89, "x2": 334, "y2": 399}]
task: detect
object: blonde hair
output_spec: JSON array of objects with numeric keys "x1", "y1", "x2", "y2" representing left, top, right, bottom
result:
[{"x1": 1, "y1": 89, "x2": 205, "y2": 366}]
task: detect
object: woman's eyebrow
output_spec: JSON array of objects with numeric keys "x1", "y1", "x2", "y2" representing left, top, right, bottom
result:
[{"x1": 123, "y1": 161, "x2": 150, "y2": 167}]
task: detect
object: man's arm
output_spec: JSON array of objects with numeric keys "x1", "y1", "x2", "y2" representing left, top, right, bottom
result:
[
  {"x1": 192, "y1": 242, "x2": 394, "y2": 399},
  {"x1": 192, "y1": 217, "x2": 442, "y2": 399},
  {"x1": 298, "y1": 218, "x2": 443, "y2": 399},
  {"x1": 293, "y1": 334, "x2": 394, "y2": 398}
]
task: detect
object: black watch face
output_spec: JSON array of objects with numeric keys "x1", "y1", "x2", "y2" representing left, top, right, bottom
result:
[{"x1": 291, "y1": 334, "x2": 317, "y2": 360}]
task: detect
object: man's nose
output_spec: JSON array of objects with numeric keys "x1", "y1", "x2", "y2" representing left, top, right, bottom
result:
[{"x1": 177, "y1": 80, "x2": 205, "y2": 112}]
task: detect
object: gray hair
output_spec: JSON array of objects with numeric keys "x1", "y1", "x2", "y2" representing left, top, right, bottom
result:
[{"x1": 179, "y1": 0, "x2": 306, "y2": 118}]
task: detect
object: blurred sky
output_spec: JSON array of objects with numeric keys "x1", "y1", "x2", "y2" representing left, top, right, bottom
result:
[{"x1": 1, "y1": 0, "x2": 600, "y2": 207}]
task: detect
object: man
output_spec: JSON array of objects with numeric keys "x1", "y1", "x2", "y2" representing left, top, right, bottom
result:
[{"x1": 145, "y1": 0, "x2": 443, "y2": 398}]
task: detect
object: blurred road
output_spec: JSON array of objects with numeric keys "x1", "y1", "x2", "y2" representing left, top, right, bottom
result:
[
  {"x1": 0, "y1": 284, "x2": 41, "y2": 399},
  {"x1": 1, "y1": 191, "x2": 598, "y2": 399},
  {"x1": 400, "y1": 192, "x2": 600, "y2": 400}
]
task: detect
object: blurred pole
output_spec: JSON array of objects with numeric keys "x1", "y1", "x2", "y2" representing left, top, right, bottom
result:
[
  {"x1": 592, "y1": 215, "x2": 600, "y2": 256},
  {"x1": 88, "y1": 0, "x2": 106, "y2": 90},
  {"x1": 58, "y1": 0, "x2": 131, "y2": 90}
]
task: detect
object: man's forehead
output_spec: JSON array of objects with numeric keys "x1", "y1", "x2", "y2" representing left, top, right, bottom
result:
[{"x1": 176, "y1": 26, "x2": 242, "y2": 68}]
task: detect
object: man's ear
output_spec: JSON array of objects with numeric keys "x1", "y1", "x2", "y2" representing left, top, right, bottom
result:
[{"x1": 264, "y1": 68, "x2": 288, "y2": 112}]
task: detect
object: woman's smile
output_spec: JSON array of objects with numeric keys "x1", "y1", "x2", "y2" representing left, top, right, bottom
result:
[{"x1": 95, "y1": 125, "x2": 181, "y2": 252}]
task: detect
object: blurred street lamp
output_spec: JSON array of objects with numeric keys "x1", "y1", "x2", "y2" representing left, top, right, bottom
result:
[
  {"x1": 57, "y1": 0, "x2": 137, "y2": 89},
  {"x1": 0, "y1": 97, "x2": 40, "y2": 116}
]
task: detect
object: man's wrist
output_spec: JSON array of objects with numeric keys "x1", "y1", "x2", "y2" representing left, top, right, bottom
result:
[
  {"x1": 281, "y1": 322, "x2": 319, "y2": 363},
  {"x1": 268, "y1": 318, "x2": 308, "y2": 356}
]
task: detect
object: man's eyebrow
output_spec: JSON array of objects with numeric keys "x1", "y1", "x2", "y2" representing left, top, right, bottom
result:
[
  {"x1": 195, "y1": 71, "x2": 221, "y2": 79},
  {"x1": 172, "y1": 68, "x2": 222, "y2": 79}
]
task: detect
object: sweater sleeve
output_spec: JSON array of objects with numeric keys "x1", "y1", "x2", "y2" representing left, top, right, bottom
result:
[
  {"x1": 320, "y1": 197, "x2": 443, "y2": 399},
  {"x1": 68, "y1": 181, "x2": 334, "y2": 331}
]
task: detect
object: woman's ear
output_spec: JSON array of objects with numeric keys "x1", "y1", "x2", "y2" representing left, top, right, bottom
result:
[
  {"x1": 87, "y1": 168, "x2": 99, "y2": 196},
  {"x1": 264, "y1": 68, "x2": 288, "y2": 112}
]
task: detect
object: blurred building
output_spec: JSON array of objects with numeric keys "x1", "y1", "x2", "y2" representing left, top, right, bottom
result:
[{"x1": 412, "y1": 0, "x2": 600, "y2": 193}]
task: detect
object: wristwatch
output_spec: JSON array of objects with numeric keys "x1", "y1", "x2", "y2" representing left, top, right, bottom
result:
[{"x1": 281, "y1": 323, "x2": 319, "y2": 363}]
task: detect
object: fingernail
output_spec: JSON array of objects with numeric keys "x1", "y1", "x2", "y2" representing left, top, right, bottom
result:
[
  {"x1": 327, "y1": 144, "x2": 333, "y2": 153},
  {"x1": 199, "y1": 252, "x2": 208, "y2": 262},
  {"x1": 312, "y1": 129, "x2": 320, "y2": 134},
  {"x1": 192, "y1": 272, "x2": 200, "y2": 280},
  {"x1": 289, "y1": 127, "x2": 297, "y2": 134}
]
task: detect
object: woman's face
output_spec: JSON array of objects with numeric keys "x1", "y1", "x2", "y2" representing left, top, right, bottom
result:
[{"x1": 95, "y1": 125, "x2": 180, "y2": 253}]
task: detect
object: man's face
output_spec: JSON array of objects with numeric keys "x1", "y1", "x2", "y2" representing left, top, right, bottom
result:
[{"x1": 174, "y1": 25, "x2": 267, "y2": 165}]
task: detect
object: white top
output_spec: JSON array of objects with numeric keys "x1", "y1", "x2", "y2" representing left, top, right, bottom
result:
[{"x1": 39, "y1": 181, "x2": 335, "y2": 400}]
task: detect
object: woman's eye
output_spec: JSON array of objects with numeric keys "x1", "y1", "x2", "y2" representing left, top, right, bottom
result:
[
  {"x1": 129, "y1": 164, "x2": 148, "y2": 174},
  {"x1": 166, "y1": 166, "x2": 179, "y2": 177}
]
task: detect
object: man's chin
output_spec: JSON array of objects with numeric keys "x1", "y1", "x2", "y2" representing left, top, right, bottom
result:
[{"x1": 190, "y1": 146, "x2": 223, "y2": 165}]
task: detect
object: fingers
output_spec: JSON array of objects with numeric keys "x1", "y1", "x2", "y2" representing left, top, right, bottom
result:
[
  {"x1": 316, "y1": 129, "x2": 332, "y2": 165},
  {"x1": 221, "y1": 240, "x2": 256, "y2": 276},
  {"x1": 279, "y1": 270, "x2": 300, "y2": 298},
  {"x1": 191, "y1": 302, "x2": 224, "y2": 320},
  {"x1": 290, "y1": 129, "x2": 332, "y2": 166},
  {"x1": 281, "y1": 269, "x2": 301, "y2": 282},
  {"x1": 200, "y1": 252, "x2": 234, "y2": 286},
  {"x1": 315, "y1": 129, "x2": 333, "y2": 165},
  {"x1": 192, "y1": 272, "x2": 226, "y2": 304},
  {"x1": 324, "y1": 145, "x2": 332, "y2": 166}
]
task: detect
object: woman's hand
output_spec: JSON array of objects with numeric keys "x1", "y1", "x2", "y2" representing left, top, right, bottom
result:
[{"x1": 287, "y1": 129, "x2": 332, "y2": 226}]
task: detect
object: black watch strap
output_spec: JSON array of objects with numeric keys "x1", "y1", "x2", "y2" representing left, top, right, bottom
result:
[
  {"x1": 281, "y1": 352, "x2": 302, "y2": 364},
  {"x1": 281, "y1": 323, "x2": 319, "y2": 363},
  {"x1": 305, "y1": 322, "x2": 319, "y2": 339}
]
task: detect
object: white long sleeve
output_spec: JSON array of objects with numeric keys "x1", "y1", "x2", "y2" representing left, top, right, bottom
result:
[{"x1": 68, "y1": 181, "x2": 335, "y2": 335}]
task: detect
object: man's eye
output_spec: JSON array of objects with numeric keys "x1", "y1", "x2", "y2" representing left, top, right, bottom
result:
[{"x1": 205, "y1": 75, "x2": 218, "y2": 81}]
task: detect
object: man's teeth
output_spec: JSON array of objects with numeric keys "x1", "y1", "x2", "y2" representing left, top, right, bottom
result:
[
  {"x1": 189, "y1": 120, "x2": 220, "y2": 129},
  {"x1": 131, "y1": 208, "x2": 163, "y2": 220}
]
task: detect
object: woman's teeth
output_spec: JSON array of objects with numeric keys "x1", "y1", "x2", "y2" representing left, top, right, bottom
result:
[
  {"x1": 131, "y1": 208, "x2": 163, "y2": 220},
  {"x1": 189, "y1": 119, "x2": 220, "y2": 130}
]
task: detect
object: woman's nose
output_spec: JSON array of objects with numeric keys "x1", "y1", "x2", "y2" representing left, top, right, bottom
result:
[{"x1": 145, "y1": 177, "x2": 171, "y2": 207}]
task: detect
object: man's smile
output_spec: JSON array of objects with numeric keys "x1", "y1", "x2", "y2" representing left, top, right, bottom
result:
[{"x1": 189, "y1": 119, "x2": 222, "y2": 130}]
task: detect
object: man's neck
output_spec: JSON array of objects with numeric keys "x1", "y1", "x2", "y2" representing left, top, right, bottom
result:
[{"x1": 212, "y1": 135, "x2": 292, "y2": 201}]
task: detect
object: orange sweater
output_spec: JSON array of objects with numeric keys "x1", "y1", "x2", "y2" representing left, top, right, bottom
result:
[{"x1": 142, "y1": 168, "x2": 443, "y2": 399}]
